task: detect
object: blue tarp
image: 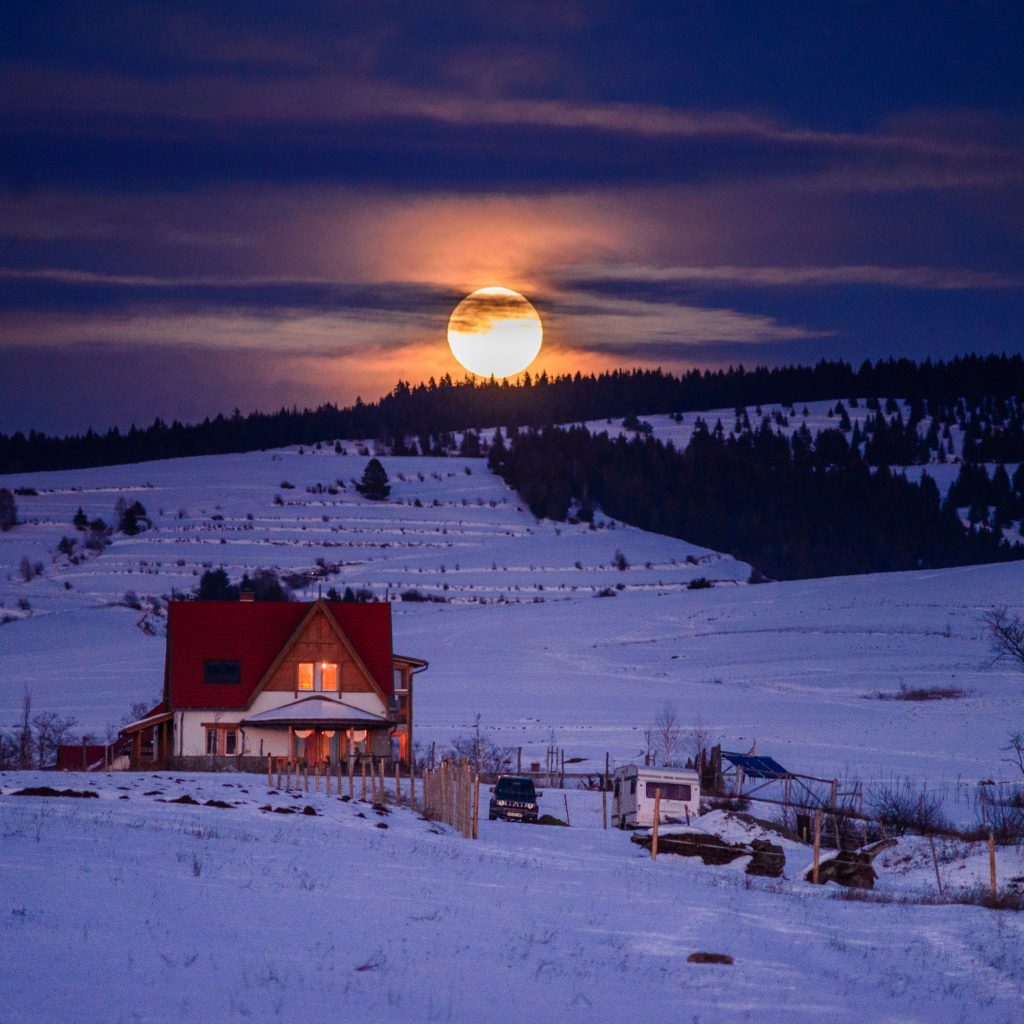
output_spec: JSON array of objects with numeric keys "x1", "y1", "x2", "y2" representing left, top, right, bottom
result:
[{"x1": 720, "y1": 752, "x2": 789, "y2": 779}]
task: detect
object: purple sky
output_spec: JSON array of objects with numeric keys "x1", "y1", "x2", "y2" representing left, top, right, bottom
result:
[{"x1": 2, "y1": 3, "x2": 1022, "y2": 434}]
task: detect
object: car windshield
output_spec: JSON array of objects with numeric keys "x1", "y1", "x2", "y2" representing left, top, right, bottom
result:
[{"x1": 496, "y1": 778, "x2": 535, "y2": 799}]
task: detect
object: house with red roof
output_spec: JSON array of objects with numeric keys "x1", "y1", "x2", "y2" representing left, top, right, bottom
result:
[{"x1": 121, "y1": 597, "x2": 426, "y2": 771}]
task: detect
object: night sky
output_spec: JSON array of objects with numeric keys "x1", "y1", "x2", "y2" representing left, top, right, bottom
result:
[{"x1": 2, "y1": 2, "x2": 1022, "y2": 434}]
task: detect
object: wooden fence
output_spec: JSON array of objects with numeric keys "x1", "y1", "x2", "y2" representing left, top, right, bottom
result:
[{"x1": 422, "y1": 759, "x2": 479, "y2": 839}]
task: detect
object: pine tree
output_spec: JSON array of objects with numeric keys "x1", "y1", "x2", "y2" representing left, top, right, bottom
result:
[
  {"x1": 0, "y1": 488, "x2": 15, "y2": 532},
  {"x1": 356, "y1": 458, "x2": 390, "y2": 500}
]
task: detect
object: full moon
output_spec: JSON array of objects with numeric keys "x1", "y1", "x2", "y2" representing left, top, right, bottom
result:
[{"x1": 447, "y1": 286, "x2": 543, "y2": 378}]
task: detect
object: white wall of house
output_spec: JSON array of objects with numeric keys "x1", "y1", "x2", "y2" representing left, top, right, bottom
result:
[{"x1": 175, "y1": 688, "x2": 388, "y2": 757}]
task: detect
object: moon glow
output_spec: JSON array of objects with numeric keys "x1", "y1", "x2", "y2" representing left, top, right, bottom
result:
[{"x1": 447, "y1": 286, "x2": 543, "y2": 378}]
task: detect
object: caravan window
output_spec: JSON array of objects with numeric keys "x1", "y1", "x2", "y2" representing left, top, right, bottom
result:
[{"x1": 644, "y1": 781, "x2": 691, "y2": 802}]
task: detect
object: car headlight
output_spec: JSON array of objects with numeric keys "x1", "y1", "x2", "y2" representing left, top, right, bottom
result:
[
  {"x1": 496, "y1": 800, "x2": 507, "y2": 807},
  {"x1": 527, "y1": 803, "x2": 537, "y2": 810}
]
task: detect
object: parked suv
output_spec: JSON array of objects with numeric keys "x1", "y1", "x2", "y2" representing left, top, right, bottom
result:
[{"x1": 488, "y1": 775, "x2": 540, "y2": 823}]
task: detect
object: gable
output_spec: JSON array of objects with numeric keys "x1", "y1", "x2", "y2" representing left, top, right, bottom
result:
[
  {"x1": 256, "y1": 604, "x2": 381, "y2": 697},
  {"x1": 166, "y1": 600, "x2": 393, "y2": 710}
]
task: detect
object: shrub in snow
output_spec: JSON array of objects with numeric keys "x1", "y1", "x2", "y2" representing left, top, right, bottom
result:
[{"x1": 867, "y1": 779, "x2": 951, "y2": 836}]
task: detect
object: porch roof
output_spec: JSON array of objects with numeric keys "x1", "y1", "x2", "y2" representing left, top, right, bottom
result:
[{"x1": 240, "y1": 696, "x2": 389, "y2": 729}]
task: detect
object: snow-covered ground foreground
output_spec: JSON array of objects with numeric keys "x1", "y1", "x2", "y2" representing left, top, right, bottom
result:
[{"x1": 2, "y1": 773, "x2": 1022, "y2": 1024}]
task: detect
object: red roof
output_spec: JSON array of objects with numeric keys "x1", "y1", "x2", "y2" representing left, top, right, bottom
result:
[{"x1": 166, "y1": 601, "x2": 394, "y2": 710}]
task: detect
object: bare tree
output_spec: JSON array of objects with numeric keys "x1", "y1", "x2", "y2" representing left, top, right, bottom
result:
[
  {"x1": 652, "y1": 703, "x2": 681, "y2": 767},
  {"x1": 683, "y1": 715, "x2": 714, "y2": 767},
  {"x1": 982, "y1": 607, "x2": 1024, "y2": 668},
  {"x1": 1006, "y1": 732, "x2": 1024, "y2": 777},
  {"x1": 31, "y1": 712, "x2": 78, "y2": 769},
  {"x1": 442, "y1": 714, "x2": 514, "y2": 774},
  {"x1": 122, "y1": 699, "x2": 159, "y2": 726}
]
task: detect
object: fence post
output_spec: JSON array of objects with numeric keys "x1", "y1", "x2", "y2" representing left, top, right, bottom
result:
[
  {"x1": 472, "y1": 771, "x2": 480, "y2": 839},
  {"x1": 988, "y1": 831, "x2": 997, "y2": 899},
  {"x1": 602, "y1": 788, "x2": 607, "y2": 830},
  {"x1": 267, "y1": 754, "x2": 272, "y2": 786},
  {"x1": 812, "y1": 809, "x2": 822, "y2": 884},
  {"x1": 651, "y1": 788, "x2": 661, "y2": 860},
  {"x1": 928, "y1": 835, "x2": 945, "y2": 897}
]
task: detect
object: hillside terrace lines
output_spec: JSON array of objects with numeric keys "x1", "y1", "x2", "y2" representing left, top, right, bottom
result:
[{"x1": 1, "y1": 451, "x2": 740, "y2": 624}]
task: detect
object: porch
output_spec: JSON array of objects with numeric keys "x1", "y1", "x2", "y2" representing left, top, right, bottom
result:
[{"x1": 239, "y1": 695, "x2": 411, "y2": 769}]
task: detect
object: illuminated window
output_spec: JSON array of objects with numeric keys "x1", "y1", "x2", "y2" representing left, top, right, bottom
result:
[
  {"x1": 297, "y1": 663, "x2": 314, "y2": 690},
  {"x1": 321, "y1": 662, "x2": 338, "y2": 691}
]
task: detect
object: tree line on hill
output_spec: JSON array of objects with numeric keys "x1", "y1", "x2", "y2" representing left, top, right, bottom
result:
[
  {"x1": 5, "y1": 354, "x2": 1024, "y2": 473},
  {"x1": 487, "y1": 420, "x2": 1022, "y2": 581}
]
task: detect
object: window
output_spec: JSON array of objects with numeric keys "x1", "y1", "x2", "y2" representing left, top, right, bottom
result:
[
  {"x1": 297, "y1": 661, "x2": 337, "y2": 691},
  {"x1": 206, "y1": 728, "x2": 219, "y2": 755},
  {"x1": 321, "y1": 662, "x2": 338, "y2": 691},
  {"x1": 629, "y1": 778, "x2": 636, "y2": 795},
  {"x1": 644, "y1": 781, "x2": 692, "y2": 802},
  {"x1": 225, "y1": 730, "x2": 237, "y2": 755},
  {"x1": 204, "y1": 660, "x2": 241, "y2": 685}
]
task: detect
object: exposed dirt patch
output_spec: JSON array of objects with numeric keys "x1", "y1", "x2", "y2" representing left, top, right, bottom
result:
[
  {"x1": 631, "y1": 831, "x2": 748, "y2": 865},
  {"x1": 12, "y1": 787, "x2": 99, "y2": 799},
  {"x1": 688, "y1": 952, "x2": 734, "y2": 965}
]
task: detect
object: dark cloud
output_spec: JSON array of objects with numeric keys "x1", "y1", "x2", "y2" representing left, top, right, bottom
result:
[{"x1": 1, "y1": 4, "x2": 1023, "y2": 433}]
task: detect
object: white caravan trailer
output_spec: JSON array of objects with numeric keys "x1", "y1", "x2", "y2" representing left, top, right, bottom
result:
[{"x1": 612, "y1": 765, "x2": 700, "y2": 828}]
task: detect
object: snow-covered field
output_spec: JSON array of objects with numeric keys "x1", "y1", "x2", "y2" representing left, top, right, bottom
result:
[
  {"x1": 3, "y1": 422, "x2": 1024, "y2": 1022},
  {"x1": 2, "y1": 772, "x2": 1022, "y2": 1024},
  {"x1": 1, "y1": 441, "x2": 1021, "y2": 793}
]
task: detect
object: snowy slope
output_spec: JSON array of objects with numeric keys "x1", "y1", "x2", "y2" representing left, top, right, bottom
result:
[
  {"x1": 3, "y1": 431, "x2": 1024, "y2": 1024},
  {"x1": 1, "y1": 773, "x2": 1021, "y2": 1024},
  {"x1": 2, "y1": 444, "x2": 1024, "y2": 798}
]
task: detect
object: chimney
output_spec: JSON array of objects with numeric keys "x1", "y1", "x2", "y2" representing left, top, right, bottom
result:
[{"x1": 239, "y1": 590, "x2": 255, "y2": 602}]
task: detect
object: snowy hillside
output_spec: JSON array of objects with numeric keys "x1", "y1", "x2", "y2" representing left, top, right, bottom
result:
[
  {"x1": 2, "y1": 442, "x2": 1023, "y2": 797},
  {"x1": 3, "y1": 426, "x2": 1024, "y2": 1024}
]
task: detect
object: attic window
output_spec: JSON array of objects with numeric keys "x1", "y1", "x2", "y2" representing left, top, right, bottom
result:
[
  {"x1": 297, "y1": 662, "x2": 337, "y2": 691},
  {"x1": 204, "y1": 660, "x2": 241, "y2": 685}
]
